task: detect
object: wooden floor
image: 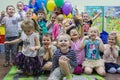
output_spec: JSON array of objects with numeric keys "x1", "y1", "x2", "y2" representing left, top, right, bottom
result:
[{"x1": 0, "y1": 53, "x2": 120, "y2": 80}]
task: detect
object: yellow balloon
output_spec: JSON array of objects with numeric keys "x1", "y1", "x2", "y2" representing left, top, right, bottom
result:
[
  {"x1": 47, "y1": 0, "x2": 56, "y2": 12},
  {"x1": 64, "y1": 13, "x2": 72, "y2": 19}
]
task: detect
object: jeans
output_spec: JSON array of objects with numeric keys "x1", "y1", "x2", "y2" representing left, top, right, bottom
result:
[
  {"x1": 5, "y1": 36, "x2": 18, "y2": 62},
  {"x1": 0, "y1": 44, "x2": 5, "y2": 53}
]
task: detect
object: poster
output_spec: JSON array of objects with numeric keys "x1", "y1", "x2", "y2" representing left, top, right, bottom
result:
[{"x1": 85, "y1": 6, "x2": 104, "y2": 32}]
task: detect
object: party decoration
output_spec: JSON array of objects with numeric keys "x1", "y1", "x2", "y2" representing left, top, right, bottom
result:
[
  {"x1": 32, "y1": 13, "x2": 38, "y2": 21},
  {"x1": 47, "y1": 0, "x2": 56, "y2": 12},
  {"x1": 0, "y1": 25, "x2": 5, "y2": 35},
  {"x1": 62, "y1": 1, "x2": 72, "y2": 16},
  {"x1": 64, "y1": 13, "x2": 72, "y2": 19},
  {"x1": 23, "y1": 5, "x2": 29, "y2": 12},
  {"x1": 54, "y1": 0, "x2": 64, "y2": 8},
  {"x1": 36, "y1": 0, "x2": 47, "y2": 10}
]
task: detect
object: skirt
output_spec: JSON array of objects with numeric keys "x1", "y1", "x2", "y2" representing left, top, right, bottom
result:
[
  {"x1": 13, "y1": 52, "x2": 43, "y2": 76},
  {"x1": 82, "y1": 59, "x2": 104, "y2": 68}
]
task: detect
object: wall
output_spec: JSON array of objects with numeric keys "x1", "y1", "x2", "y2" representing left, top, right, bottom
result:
[{"x1": 0, "y1": 0, "x2": 120, "y2": 13}]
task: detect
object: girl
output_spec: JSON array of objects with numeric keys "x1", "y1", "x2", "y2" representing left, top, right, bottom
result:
[
  {"x1": 46, "y1": 12, "x2": 56, "y2": 35},
  {"x1": 67, "y1": 14, "x2": 85, "y2": 74},
  {"x1": 3, "y1": 5, "x2": 24, "y2": 67},
  {"x1": 48, "y1": 34, "x2": 77, "y2": 80},
  {"x1": 81, "y1": 11, "x2": 101, "y2": 35},
  {"x1": 39, "y1": 33, "x2": 57, "y2": 74},
  {"x1": 80, "y1": 27, "x2": 106, "y2": 76},
  {"x1": 103, "y1": 33, "x2": 120, "y2": 74},
  {"x1": 4, "y1": 19, "x2": 42, "y2": 76},
  {"x1": 52, "y1": 14, "x2": 64, "y2": 40}
]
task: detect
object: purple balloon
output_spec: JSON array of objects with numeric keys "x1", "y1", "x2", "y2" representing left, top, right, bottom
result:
[
  {"x1": 23, "y1": 5, "x2": 29, "y2": 12},
  {"x1": 62, "y1": 1, "x2": 72, "y2": 16}
]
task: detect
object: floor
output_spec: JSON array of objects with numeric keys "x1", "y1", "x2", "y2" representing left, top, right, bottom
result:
[{"x1": 0, "y1": 53, "x2": 120, "y2": 80}]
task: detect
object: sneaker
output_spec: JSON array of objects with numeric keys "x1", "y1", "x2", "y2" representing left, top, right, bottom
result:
[{"x1": 3, "y1": 62, "x2": 9, "y2": 67}]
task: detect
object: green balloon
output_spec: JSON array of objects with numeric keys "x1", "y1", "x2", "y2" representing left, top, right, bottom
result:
[{"x1": 54, "y1": 0, "x2": 64, "y2": 8}]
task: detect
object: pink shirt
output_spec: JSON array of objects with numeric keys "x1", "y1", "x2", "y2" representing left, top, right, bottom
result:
[{"x1": 71, "y1": 38, "x2": 85, "y2": 65}]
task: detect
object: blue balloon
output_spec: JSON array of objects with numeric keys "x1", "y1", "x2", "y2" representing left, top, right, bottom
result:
[
  {"x1": 36, "y1": 0, "x2": 46, "y2": 10},
  {"x1": 34, "y1": 7, "x2": 39, "y2": 13}
]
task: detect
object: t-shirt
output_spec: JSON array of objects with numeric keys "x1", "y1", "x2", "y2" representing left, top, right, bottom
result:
[
  {"x1": 71, "y1": 38, "x2": 85, "y2": 64},
  {"x1": 21, "y1": 32, "x2": 39, "y2": 57},
  {"x1": 84, "y1": 39, "x2": 101, "y2": 60}
]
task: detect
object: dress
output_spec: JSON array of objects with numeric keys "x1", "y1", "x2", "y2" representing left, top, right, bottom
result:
[{"x1": 13, "y1": 32, "x2": 42, "y2": 76}]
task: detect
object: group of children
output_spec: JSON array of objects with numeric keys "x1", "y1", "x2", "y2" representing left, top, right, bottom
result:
[{"x1": 0, "y1": 1, "x2": 120, "y2": 80}]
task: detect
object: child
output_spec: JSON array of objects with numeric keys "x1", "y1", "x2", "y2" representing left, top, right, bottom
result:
[
  {"x1": 37, "y1": 10, "x2": 48, "y2": 35},
  {"x1": 25, "y1": 9, "x2": 33, "y2": 19},
  {"x1": 67, "y1": 15, "x2": 85, "y2": 74},
  {"x1": 3, "y1": 5, "x2": 24, "y2": 67},
  {"x1": 81, "y1": 11, "x2": 101, "y2": 35},
  {"x1": 46, "y1": 12, "x2": 56, "y2": 35},
  {"x1": 103, "y1": 33, "x2": 120, "y2": 74},
  {"x1": 48, "y1": 34, "x2": 77, "y2": 80},
  {"x1": 4, "y1": 19, "x2": 42, "y2": 76},
  {"x1": 39, "y1": 33, "x2": 57, "y2": 73},
  {"x1": 80, "y1": 27, "x2": 106, "y2": 76},
  {"x1": 52, "y1": 14, "x2": 64, "y2": 40},
  {"x1": 15, "y1": 1, "x2": 26, "y2": 52}
]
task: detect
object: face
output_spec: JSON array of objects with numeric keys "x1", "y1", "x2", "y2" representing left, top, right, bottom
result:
[
  {"x1": 42, "y1": 36, "x2": 51, "y2": 47},
  {"x1": 23, "y1": 27, "x2": 33, "y2": 36},
  {"x1": 1, "y1": 11, "x2": 5, "y2": 17},
  {"x1": 26, "y1": 12, "x2": 33, "y2": 19},
  {"x1": 108, "y1": 36, "x2": 116, "y2": 45},
  {"x1": 83, "y1": 13, "x2": 89, "y2": 21},
  {"x1": 17, "y1": 3, "x2": 24, "y2": 11},
  {"x1": 37, "y1": 13, "x2": 44, "y2": 20},
  {"x1": 50, "y1": 14, "x2": 56, "y2": 23},
  {"x1": 70, "y1": 29, "x2": 79, "y2": 39},
  {"x1": 57, "y1": 36, "x2": 70, "y2": 51},
  {"x1": 7, "y1": 6, "x2": 15, "y2": 17},
  {"x1": 89, "y1": 29, "x2": 98, "y2": 40}
]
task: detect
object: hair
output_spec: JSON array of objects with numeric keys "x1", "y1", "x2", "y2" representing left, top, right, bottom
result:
[
  {"x1": 88, "y1": 27, "x2": 100, "y2": 36},
  {"x1": 56, "y1": 14, "x2": 64, "y2": 21},
  {"x1": 6, "y1": 5, "x2": 15, "y2": 11},
  {"x1": 26, "y1": 9, "x2": 33, "y2": 14},
  {"x1": 50, "y1": 12, "x2": 56, "y2": 18},
  {"x1": 17, "y1": 1, "x2": 24, "y2": 5},
  {"x1": 37, "y1": 10, "x2": 46, "y2": 19},
  {"x1": 42, "y1": 33, "x2": 52, "y2": 41},
  {"x1": 21, "y1": 19, "x2": 36, "y2": 30},
  {"x1": 108, "y1": 32, "x2": 117, "y2": 45},
  {"x1": 56, "y1": 33, "x2": 71, "y2": 42},
  {"x1": 67, "y1": 26, "x2": 76, "y2": 35}
]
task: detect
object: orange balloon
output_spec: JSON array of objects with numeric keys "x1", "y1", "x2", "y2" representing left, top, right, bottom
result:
[{"x1": 32, "y1": 13, "x2": 38, "y2": 21}]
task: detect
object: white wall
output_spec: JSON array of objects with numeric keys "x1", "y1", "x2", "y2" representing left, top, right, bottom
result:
[{"x1": 0, "y1": 0, "x2": 120, "y2": 13}]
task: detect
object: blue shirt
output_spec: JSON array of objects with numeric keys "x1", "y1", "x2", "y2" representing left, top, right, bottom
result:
[{"x1": 85, "y1": 39, "x2": 101, "y2": 60}]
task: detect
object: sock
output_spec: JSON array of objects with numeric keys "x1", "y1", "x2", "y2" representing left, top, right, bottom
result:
[
  {"x1": 108, "y1": 67, "x2": 116, "y2": 73},
  {"x1": 66, "y1": 74, "x2": 72, "y2": 79},
  {"x1": 117, "y1": 67, "x2": 120, "y2": 73}
]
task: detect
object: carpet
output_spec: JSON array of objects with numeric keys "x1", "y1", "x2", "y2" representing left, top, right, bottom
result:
[{"x1": 3, "y1": 66, "x2": 105, "y2": 80}]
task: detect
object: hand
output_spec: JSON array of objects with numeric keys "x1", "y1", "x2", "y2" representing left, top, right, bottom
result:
[
  {"x1": 96, "y1": 36, "x2": 101, "y2": 41},
  {"x1": 29, "y1": 47, "x2": 36, "y2": 51},
  {"x1": 4, "y1": 41, "x2": 10, "y2": 45},
  {"x1": 60, "y1": 56, "x2": 69, "y2": 61}
]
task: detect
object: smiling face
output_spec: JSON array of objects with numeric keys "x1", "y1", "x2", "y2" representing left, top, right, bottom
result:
[
  {"x1": 108, "y1": 35, "x2": 116, "y2": 46},
  {"x1": 57, "y1": 34, "x2": 71, "y2": 51},
  {"x1": 6, "y1": 6, "x2": 15, "y2": 17},
  {"x1": 17, "y1": 2, "x2": 24, "y2": 11},
  {"x1": 70, "y1": 29, "x2": 79, "y2": 40},
  {"x1": 88, "y1": 27, "x2": 99, "y2": 40},
  {"x1": 42, "y1": 35, "x2": 52, "y2": 48}
]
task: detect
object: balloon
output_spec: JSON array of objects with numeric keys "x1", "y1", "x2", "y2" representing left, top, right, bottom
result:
[
  {"x1": 47, "y1": 0, "x2": 56, "y2": 12},
  {"x1": 54, "y1": 0, "x2": 64, "y2": 8},
  {"x1": 23, "y1": 5, "x2": 29, "y2": 12},
  {"x1": 62, "y1": 1, "x2": 72, "y2": 16},
  {"x1": 64, "y1": 13, "x2": 72, "y2": 19},
  {"x1": 33, "y1": 7, "x2": 39, "y2": 13},
  {"x1": 36, "y1": 0, "x2": 47, "y2": 10},
  {"x1": 32, "y1": 13, "x2": 38, "y2": 21}
]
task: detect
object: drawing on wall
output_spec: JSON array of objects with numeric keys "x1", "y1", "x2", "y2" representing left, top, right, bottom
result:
[
  {"x1": 104, "y1": 6, "x2": 120, "y2": 33},
  {"x1": 85, "y1": 6, "x2": 120, "y2": 33},
  {"x1": 85, "y1": 6, "x2": 104, "y2": 32}
]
